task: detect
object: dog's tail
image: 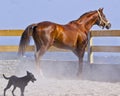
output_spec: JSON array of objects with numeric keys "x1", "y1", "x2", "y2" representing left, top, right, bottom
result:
[{"x1": 3, "y1": 74, "x2": 10, "y2": 80}]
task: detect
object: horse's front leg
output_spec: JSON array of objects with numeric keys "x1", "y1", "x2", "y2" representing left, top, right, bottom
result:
[
  {"x1": 74, "y1": 48, "x2": 85, "y2": 78},
  {"x1": 73, "y1": 51, "x2": 83, "y2": 78},
  {"x1": 78, "y1": 57, "x2": 83, "y2": 77}
]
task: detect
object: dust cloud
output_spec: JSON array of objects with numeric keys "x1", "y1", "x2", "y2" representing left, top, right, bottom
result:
[
  {"x1": 1, "y1": 52, "x2": 120, "y2": 96},
  {"x1": 16, "y1": 55, "x2": 120, "y2": 82}
]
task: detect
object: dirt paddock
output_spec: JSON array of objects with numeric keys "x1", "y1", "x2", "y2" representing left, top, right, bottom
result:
[{"x1": 1, "y1": 53, "x2": 120, "y2": 96}]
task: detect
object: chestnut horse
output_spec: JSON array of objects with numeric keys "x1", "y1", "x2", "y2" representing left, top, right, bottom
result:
[{"x1": 18, "y1": 8, "x2": 111, "y2": 77}]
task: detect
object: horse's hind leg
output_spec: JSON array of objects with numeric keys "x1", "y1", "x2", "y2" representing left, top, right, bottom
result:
[
  {"x1": 33, "y1": 27, "x2": 54, "y2": 77},
  {"x1": 35, "y1": 44, "x2": 49, "y2": 77}
]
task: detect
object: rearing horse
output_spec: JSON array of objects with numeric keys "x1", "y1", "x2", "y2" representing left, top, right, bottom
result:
[{"x1": 18, "y1": 8, "x2": 111, "y2": 76}]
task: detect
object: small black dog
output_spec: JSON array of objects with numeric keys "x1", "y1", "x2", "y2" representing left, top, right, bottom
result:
[{"x1": 3, "y1": 71, "x2": 36, "y2": 96}]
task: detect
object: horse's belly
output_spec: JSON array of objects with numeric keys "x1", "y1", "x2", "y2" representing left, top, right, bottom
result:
[{"x1": 53, "y1": 41, "x2": 73, "y2": 50}]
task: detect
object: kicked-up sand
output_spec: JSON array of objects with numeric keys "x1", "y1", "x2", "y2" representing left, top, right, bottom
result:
[{"x1": 1, "y1": 52, "x2": 120, "y2": 96}]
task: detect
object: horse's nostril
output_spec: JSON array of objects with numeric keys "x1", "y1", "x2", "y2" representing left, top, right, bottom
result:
[{"x1": 106, "y1": 23, "x2": 111, "y2": 29}]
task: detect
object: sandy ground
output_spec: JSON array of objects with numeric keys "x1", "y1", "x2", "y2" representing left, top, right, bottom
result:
[
  {"x1": 1, "y1": 52, "x2": 120, "y2": 96},
  {"x1": 1, "y1": 78, "x2": 120, "y2": 96}
]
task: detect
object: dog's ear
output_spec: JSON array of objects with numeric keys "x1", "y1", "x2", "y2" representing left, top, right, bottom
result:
[{"x1": 26, "y1": 71, "x2": 30, "y2": 75}]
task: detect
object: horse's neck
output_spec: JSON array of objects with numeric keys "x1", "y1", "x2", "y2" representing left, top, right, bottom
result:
[
  {"x1": 76, "y1": 13, "x2": 98, "y2": 33},
  {"x1": 85, "y1": 17, "x2": 97, "y2": 30}
]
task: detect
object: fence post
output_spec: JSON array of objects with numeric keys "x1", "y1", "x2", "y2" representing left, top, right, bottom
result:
[{"x1": 87, "y1": 31, "x2": 93, "y2": 64}]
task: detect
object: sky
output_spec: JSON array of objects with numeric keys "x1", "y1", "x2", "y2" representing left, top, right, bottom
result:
[
  {"x1": 0, "y1": 0, "x2": 119, "y2": 30},
  {"x1": 0, "y1": 0, "x2": 120, "y2": 52}
]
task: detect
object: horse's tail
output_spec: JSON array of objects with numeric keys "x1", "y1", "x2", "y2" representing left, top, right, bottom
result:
[
  {"x1": 18, "y1": 24, "x2": 37, "y2": 56},
  {"x1": 3, "y1": 74, "x2": 10, "y2": 80}
]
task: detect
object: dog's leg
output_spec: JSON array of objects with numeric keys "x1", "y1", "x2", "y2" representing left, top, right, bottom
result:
[
  {"x1": 12, "y1": 86, "x2": 16, "y2": 96},
  {"x1": 4, "y1": 88, "x2": 7, "y2": 96},
  {"x1": 20, "y1": 87, "x2": 25, "y2": 96},
  {"x1": 4, "y1": 82, "x2": 12, "y2": 96}
]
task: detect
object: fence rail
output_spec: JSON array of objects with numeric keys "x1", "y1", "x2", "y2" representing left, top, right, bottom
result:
[
  {"x1": 0, "y1": 30, "x2": 120, "y2": 63},
  {"x1": 88, "y1": 30, "x2": 120, "y2": 63}
]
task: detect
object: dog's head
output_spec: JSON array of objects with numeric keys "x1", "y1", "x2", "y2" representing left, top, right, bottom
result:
[{"x1": 26, "y1": 71, "x2": 36, "y2": 83}]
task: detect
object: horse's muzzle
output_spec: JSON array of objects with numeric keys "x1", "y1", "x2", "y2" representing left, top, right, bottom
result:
[{"x1": 106, "y1": 23, "x2": 111, "y2": 29}]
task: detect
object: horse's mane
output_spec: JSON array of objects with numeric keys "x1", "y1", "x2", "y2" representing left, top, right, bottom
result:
[
  {"x1": 79, "y1": 10, "x2": 96, "y2": 18},
  {"x1": 69, "y1": 10, "x2": 97, "y2": 24}
]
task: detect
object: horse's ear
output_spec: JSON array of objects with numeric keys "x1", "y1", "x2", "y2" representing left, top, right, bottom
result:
[{"x1": 98, "y1": 8, "x2": 104, "y2": 12}]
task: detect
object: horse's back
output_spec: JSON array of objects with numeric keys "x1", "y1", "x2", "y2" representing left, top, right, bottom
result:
[{"x1": 36, "y1": 21, "x2": 57, "y2": 28}]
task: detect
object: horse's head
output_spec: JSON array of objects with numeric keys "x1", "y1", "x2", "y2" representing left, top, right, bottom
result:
[{"x1": 96, "y1": 8, "x2": 111, "y2": 29}]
